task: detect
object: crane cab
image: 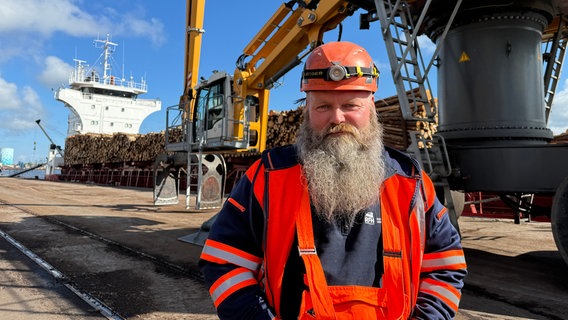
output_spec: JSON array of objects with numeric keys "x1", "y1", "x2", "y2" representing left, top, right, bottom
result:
[
  {"x1": 191, "y1": 71, "x2": 251, "y2": 151},
  {"x1": 164, "y1": 70, "x2": 258, "y2": 153}
]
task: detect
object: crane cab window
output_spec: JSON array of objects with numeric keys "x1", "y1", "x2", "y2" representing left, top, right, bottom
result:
[{"x1": 195, "y1": 79, "x2": 225, "y2": 131}]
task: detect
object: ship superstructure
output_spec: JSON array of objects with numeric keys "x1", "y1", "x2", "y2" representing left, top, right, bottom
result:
[{"x1": 55, "y1": 35, "x2": 161, "y2": 136}]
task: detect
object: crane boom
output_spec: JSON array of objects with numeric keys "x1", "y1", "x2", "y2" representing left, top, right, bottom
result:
[
  {"x1": 35, "y1": 119, "x2": 63, "y2": 157},
  {"x1": 181, "y1": 0, "x2": 205, "y2": 109}
]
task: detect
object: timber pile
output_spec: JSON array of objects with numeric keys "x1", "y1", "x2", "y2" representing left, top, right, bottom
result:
[
  {"x1": 552, "y1": 130, "x2": 568, "y2": 144},
  {"x1": 64, "y1": 90, "x2": 435, "y2": 165},
  {"x1": 375, "y1": 89, "x2": 438, "y2": 150},
  {"x1": 64, "y1": 109, "x2": 305, "y2": 165},
  {"x1": 64, "y1": 132, "x2": 165, "y2": 165},
  {"x1": 265, "y1": 107, "x2": 304, "y2": 149}
]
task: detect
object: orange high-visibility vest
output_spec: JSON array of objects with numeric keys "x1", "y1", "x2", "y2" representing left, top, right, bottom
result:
[{"x1": 246, "y1": 159, "x2": 431, "y2": 319}]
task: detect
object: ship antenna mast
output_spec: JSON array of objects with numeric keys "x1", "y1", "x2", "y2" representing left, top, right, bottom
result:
[
  {"x1": 122, "y1": 40, "x2": 126, "y2": 81},
  {"x1": 94, "y1": 34, "x2": 117, "y2": 83}
]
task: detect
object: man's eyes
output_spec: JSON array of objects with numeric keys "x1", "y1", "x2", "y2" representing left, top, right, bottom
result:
[
  {"x1": 315, "y1": 105, "x2": 330, "y2": 112},
  {"x1": 343, "y1": 104, "x2": 360, "y2": 111},
  {"x1": 315, "y1": 104, "x2": 360, "y2": 112}
]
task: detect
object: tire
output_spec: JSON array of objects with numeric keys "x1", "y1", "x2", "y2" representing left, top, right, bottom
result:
[
  {"x1": 450, "y1": 190, "x2": 465, "y2": 218},
  {"x1": 552, "y1": 176, "x2": 568, "y2": 267}
]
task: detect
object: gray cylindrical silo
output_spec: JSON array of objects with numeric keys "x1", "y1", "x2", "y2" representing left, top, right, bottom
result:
[{"x1": 430, "y1": 1, "x2": 555, "y2": 145}]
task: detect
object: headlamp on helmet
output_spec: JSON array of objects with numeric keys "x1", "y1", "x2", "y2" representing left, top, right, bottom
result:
[
  {"x1": 300, "y1": 41, "x2": 380, "y2": 92},
  {"x1": 302, "y1": 64, "x2": 379, "y2": 82}
]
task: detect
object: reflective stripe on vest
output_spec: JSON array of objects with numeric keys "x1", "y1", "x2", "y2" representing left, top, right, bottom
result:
[
  {"x1": 421, "y1": 250, "x2": 467, "y2": 272},
  {"x1": 419, "y1": 278, "x2": 461, "y2": 311},
  {"x1": 201, "y1": 239, "x2": 262, "y2": 271},
  {"x1": 209, "y1": 267, "x2": 258, "y2": 307}
]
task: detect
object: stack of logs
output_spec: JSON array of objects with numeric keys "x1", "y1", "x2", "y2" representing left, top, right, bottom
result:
[
  {"x1": 266, "y1": 107, "x2": 304, "y2": 149},
  {"x1": 64, "y1": 90, "x2": 439, "y2": 165},
  {"x1": 375, "y1": 89, "x2": 438, "y2": 150},
  {"x1": 552, "y1": 130, "x2": 568, "y2": 144},
  {"x1": 64, "y1": 132, "x2": 165, "y2": 165},
  {"x1": 64, "y1": 108, "x2": 306, "y2": 165}
]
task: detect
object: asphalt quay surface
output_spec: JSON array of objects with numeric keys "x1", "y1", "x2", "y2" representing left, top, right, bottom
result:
[{"x1": 0, "y1": 177, "x2": 567, "y2": 319}]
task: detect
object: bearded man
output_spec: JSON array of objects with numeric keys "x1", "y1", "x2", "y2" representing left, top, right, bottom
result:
[{"x1": 199, "y1": 41, "x2": 467, "y2": 320}]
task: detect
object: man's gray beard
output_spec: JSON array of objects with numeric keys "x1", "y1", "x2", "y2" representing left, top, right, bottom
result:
[{"x1": 296, "y1": 115, "x2": 386, "y2": 226}]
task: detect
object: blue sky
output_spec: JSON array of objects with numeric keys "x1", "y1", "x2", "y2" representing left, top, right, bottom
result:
[{"x1": 1, "y1": 0, "x2": 568, "y2": 164}]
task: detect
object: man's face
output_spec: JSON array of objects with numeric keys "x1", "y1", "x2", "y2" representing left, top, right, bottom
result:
[
  {"x1": 305, "y1": 90, "x2": 374, "y2": 135},
  {"x1": 297, "y1": 89, "x2": 384, "y2": 223}
]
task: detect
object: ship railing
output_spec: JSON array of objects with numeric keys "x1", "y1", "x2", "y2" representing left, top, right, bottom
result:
[
  {"x1": 69, "y1": 71, "x2": 148, "y2": 92},
  {"x1": 61, "y1": 167, "x2": 154, "y2": 188},
  {"x1": 134, "y1": 99, "x2": 161, "y2": 106}
]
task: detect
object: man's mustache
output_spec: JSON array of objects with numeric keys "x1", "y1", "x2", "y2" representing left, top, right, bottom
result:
[
  {"x1": 326, "y1": 123, "x2": 358, "y2": 135},
  {"x1": 323, "y1": 123, "x2": 367, "y2": 147}
]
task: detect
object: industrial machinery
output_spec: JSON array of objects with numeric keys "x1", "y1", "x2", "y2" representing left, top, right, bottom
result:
[
  {"x1": 153, "y1": 0, "x2": 568, "y2": 266},
  {"x1": 35, "y1": 119, "x2": 64, "y2": 178},
  {"x1": 5, "y1": 120, "x2": 63, "y2": 179}
]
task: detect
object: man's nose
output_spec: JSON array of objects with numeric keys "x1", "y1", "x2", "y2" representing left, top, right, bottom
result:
[{"x1": 329, "y1": 107, "x2": 346, "y2": 124}]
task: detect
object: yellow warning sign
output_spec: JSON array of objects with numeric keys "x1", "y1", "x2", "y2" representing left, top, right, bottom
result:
[{"x1": 459, "y1": 51, "x2": 470, "y2": 63}]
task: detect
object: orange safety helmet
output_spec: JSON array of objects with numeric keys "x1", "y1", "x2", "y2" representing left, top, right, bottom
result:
[{"x1": 300, "y1": 41, "x2": 379, "y2": 92}]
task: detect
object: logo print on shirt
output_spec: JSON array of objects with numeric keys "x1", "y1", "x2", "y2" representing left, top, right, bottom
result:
[{"x1": 364, "y1": 211, "x2": 375, "y2": 225}]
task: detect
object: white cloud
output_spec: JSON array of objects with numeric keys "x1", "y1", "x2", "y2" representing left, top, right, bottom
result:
[
  {"x1": 549, "y1": 79, "x2": 568, "y2": 135},
  {"x1": 0, "y1": 77, "x2": 21, "y2": 109},
  {"x1": 122, "y1": 16, "x2": 166, "y2": 47},
  {"x1": 0, "y1": 0, "x2": 100, "y2": 36},
  {"x1": 0, "y1": 0, "x2": 165, "y2": 45},
  {"x1": 0, "y1": 76, "x2": 45, "y2": 132},
  {"x1": 38, "y1": 56, "x2": 74, "y2": 88},
  {"x1": 418, "y1": 35, "x2": 436, "y2": 56},
  {"x1": 21, "y1": 86, "x2": 43, "y2": 112}
]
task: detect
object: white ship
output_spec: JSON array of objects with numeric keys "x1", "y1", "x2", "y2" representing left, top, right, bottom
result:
[{"x1": 55, "y1": 35, "x2": 161, "y2": 136}]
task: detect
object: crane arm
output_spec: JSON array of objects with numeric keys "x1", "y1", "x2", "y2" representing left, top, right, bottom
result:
[
  {"x1": 35, "y1": 120, "x2": 64, "y2": 157},
  {"x1": 181, "y1": 0, "x2": 206, "y2": 109},
  {"x1": 238, "y1": 0, "x2": 359, "y2": 91}
]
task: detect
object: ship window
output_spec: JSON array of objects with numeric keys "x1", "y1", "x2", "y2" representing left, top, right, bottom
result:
[
  {"x1": 121, "y1": 108, "x2": 125, "y2": 112},
  {"x1": 105, "y1": 106, "x2": 109, "y2": 110},
  {"x1": 91, "y1": 105, "x2": 96, "y2": 109},
  {"x1": 110, "y1": 122, "x2": 114, "y2": 126},
  {"x1": 91, "y1": 120, "x2": 99, "y2": 125}
]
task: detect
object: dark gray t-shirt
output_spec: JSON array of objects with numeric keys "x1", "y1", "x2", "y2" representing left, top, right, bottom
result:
[{"x1": 280, "y1": 201, "x2": 383, "y2": 319}]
